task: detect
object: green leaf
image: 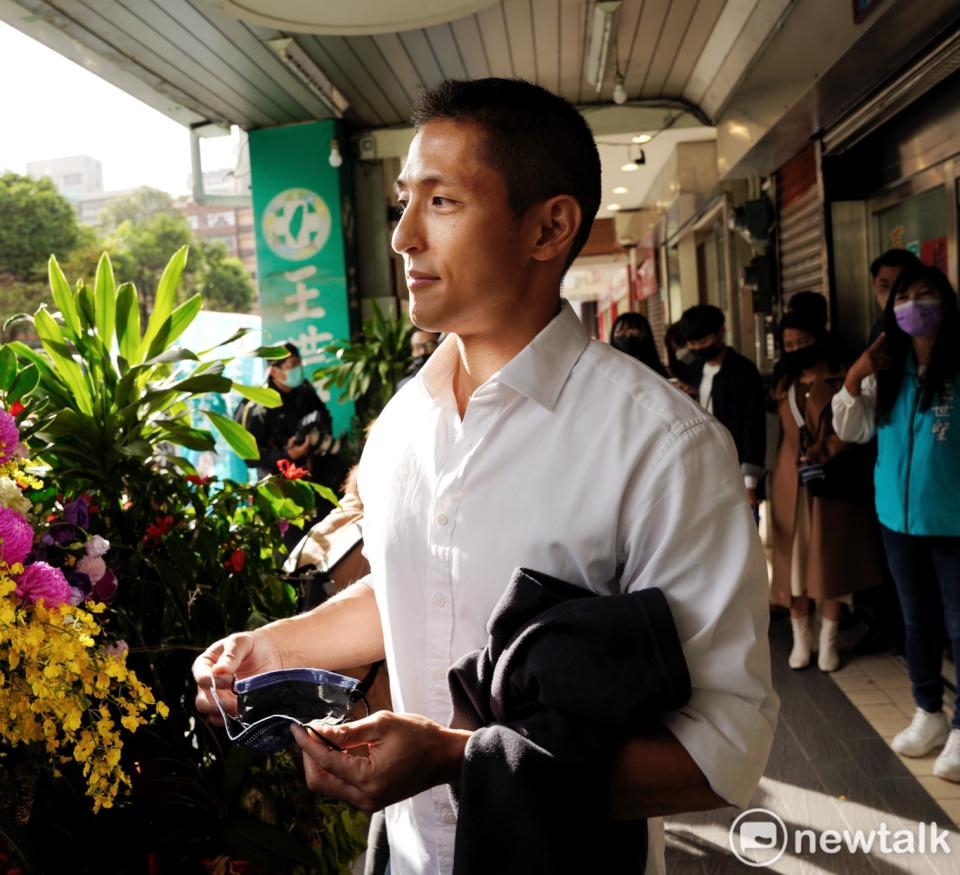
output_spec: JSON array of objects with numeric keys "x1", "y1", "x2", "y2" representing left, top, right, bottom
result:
[
  {"x1": 116, "y1": 282, "x2": 141, "y2": 365},
  {"x1": 33, "y1": 307, "x2": 93, "y2": 414},
  {"x1": 173, "y1": 374, "x2": 232, "y2": 395},
  {"x1": 252, "y1": 345, "x2": 290, "y2": 359},
  {"x1": 8, "y1": 364, "x2": 39, "y2": 404},
  {"x1": 48, "y1": 255, "x2": 82, "y2": 337},
  {"x1": 202, "y1": 409, "x2": 259, "y2": 460},
  {"x1": 2, "y1": 313, "x2": 32, "y2": 333},
  {"x1": 197, "y1": 327, "x2": 251, "y2": 355},
  {"x1": 117, "y1": 439, "x2": 153, "y2": 458},
  {"x1": 143, "y1": 245, "x2": 188, "y2": 351},
  {"x1": 232, "y1": 384, "x2": 281, "y2": 408},
  {"x1": 306, "y1": 480, "x2": 340, "y2": 509},
  {"x1": 144, "y1": 294, "x2": 202, "y2": 361},
  {"x1": 77, "y1": 283, "x2": 97, "y2": 330},
  {"x1": 143, "y1": 347, "x2": 199, "y2": 367},
  {"x1": 94, "y1": 252, "x2": 117, "y2": 344},
  {"x1": 156, "y1": 423, "x2": 217, "y2": 452},
  {"x1": 0, "y1": 347, "x2": 16, "y2": 391}
]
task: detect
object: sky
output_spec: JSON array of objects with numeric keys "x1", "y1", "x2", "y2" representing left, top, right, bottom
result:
[{"x1": 0, "y1": 19, "x2": 237, "y2": 196}]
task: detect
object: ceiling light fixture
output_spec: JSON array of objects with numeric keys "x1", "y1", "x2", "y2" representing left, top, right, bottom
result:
[
  {"x1": 621, "y1": 162, "x2": 639, "y2": 172},
  {"x1": 606, "y1": 203, "x2": 621, "y2": 211},
  {"x1": 328, "y1": 139, "x2": 344, "y2": 168},
  {"x1": 612, "y1": 74, "x2": 628, "y2": 106},
  {"x1": 269, "y1": 37, "x2": 351, "y2": 118},
  {"x1": 585, "y1": 1, "x2": 622, "y2": 94},
  {"x1": 632, "y1": 133, "x2": 652, "y2": 144},
  {"x1": 613, "y1": 186, "x2": 628, "y2": 194}
]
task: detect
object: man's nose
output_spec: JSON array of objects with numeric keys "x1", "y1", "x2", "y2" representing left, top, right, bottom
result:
[{"x1": 391, "y1": 203, "x2": 423, "y2": 255}]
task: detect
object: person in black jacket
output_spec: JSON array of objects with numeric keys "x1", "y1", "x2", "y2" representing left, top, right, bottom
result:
[
  {"x1": 241, "y1": 343, "x2": 338, "y2": 483},
  {"x1": 679, "y1": 305, "x2": 766, "y2": 515}
]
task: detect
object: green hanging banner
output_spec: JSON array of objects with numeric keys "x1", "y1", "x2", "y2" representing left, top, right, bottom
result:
[{"x1": 249, "y1": 120, "x2": 355, "y2": 436}]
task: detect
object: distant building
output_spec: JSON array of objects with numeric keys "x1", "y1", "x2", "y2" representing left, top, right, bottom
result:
[
  {"x1": 26, "y1": 155, "x2": 103, "y2": 199},
  {"x1": 180, "y1": 200, "x2": 258, "y2": 285}
]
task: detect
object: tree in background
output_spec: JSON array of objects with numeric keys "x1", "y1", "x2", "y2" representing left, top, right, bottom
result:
[
  {"x1": 0, "y1": 173, "x2": 80, "y2": 280},
  {"x1": 198, "y1": 240, "x2": 253, "y2": 312},
  {"x1": 97, "y1": 185, "x2": 179, "y2": 230}
]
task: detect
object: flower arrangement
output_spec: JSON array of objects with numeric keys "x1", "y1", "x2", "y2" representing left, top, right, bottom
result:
[{"x1": 0, "y1": 406, "x2": 166, "y2": 813}]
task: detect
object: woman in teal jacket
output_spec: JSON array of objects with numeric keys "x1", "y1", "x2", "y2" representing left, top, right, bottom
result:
[{"x1": 834, "y1": 264, "x2": 960, "y2": 781}]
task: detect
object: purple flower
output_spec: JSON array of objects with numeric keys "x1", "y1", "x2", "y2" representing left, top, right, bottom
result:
[
  {"x1": 15, "y1": 562, "x2": 72, "y2": 608},
  {"x1": 0, "y1": 508, "x2": 34, "y2": 566},
  {"x1": 93, "y1": 569, "x2": 117, "y2": 602},
  {"x1": 77, "y1": 555, "x2": 106, "y2": 583},
  {"x1": 0, "y1": 409, "x2": 21, "y2": 465},
  {"x1": 277, "y1": 519, "x2": 290, "y2": 536},
  {"x1": 48, "y1": 524, "x2": 77, "y2": 546},
  {"x1": 65, "y1": 569, "x2": 93, "y2": 600},
  {"x1": 104, "y1": 640, "x2": 128, "y2": 659},
  {"x1": 63, "y1": 498, "x2": 89, "y2": 530},
  {"x1": 85, "y1": 535, "x2": 110, "y2": 557}
]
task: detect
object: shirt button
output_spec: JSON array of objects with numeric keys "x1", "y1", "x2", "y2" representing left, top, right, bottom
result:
[
  {"x1": 433, "y1": 593, "x2": 446, "y2": 607},
  {"x1": 436, "y1": 512, "x2": 449, "y2": 526},
  {"x1": 442, "y1": 812, "x2": 457, "y2": 825}
]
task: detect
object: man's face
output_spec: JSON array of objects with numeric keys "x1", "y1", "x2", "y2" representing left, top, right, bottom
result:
[
  {"x1": 392, "y1": 120, "x2": 532, "y2": 337},
  {"x1": 873, "y1": 266, "x2": 902, "y2": 311},
  {"x1": 686, "y1": 326, "x2": 725, "y2": 354},
  {"x1": 271, "y1": 355, "x2": 303, "y2": 389}
]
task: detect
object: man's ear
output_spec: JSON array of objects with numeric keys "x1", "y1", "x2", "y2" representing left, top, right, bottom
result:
[{"x1": 529, "y1": 195, "x2": 582, "y2": 264}]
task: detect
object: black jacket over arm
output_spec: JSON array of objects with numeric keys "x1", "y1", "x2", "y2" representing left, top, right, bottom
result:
[
  {"x1": 447, "y1": 568, "x2": 691, "y2": 875},
  {"x1": 689, "y1": 347, "x2": 766, "y2": 482}
]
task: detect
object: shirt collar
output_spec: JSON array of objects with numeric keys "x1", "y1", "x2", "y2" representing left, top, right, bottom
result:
[
  {"x1": 495, "y1": 300, "x2": 589, "y2": 410},
  {"x1": 416, "y1": 299, "x2": 589, "y2": 411}
]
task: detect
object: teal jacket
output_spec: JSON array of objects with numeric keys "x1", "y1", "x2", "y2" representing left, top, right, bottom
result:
[{"x1": 875, "y1": 362, "x2": 960, "y2": 536}]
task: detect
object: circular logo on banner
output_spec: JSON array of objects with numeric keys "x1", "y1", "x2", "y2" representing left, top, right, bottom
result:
[{"x1": 262, "y1": 187, "x2": 331, "y2": 261}]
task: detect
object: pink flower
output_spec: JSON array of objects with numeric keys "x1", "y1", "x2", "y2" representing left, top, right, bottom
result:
[
  {"x1": 85, "y1": 535, "x2": 110, "y2": 557},
  {"x1": 0, "y1": 508, "x2": 34, "y2": 566},
  {"x1": 77, "y1": 555, "x2": 107, "y2": 583},
  {"x1": 0, "y1": 409, "x2": 20, "y2": 464},
  {"x1": 15, "y1": 562, "x2": 71, "y2": 608},
  {"x1": 104, "y1": 640, "x2": 129, "y2": 659}
]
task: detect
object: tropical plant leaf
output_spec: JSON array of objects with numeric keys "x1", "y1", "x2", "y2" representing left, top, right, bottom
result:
[
  {"x1": 232, "y1": 384, "x2": 281, "y2": 408},
  {"x1": 144, "y1": 294, "x2": 203, "y2": 361},
  {"x1": 202, "y1": 409, "x2": 259, "y2": 460},
  {"x1": 143, "y1": 245, "x2": 189, "y2": 351},
  {"x1": 94, "y1": 252, "x2": 117, "y2": 344},
  {"x1": 116, "y1": 282, "x2": 141, "y2": 365},
  {"x1": 253, "y1": 345, "x2": 291, "y2": 359},
  {"x1": 33, "y1": 307, "x2": 93, "y2": 414},
  {"x1": 7, "y1": 364, "x2": 40, "y2": 404},
  {"x1": 0, "y1": 346, "x2": 16, "y2": 392},
  {"x1": 48, "y1": 255, "x2": 82, "y2": 337},
  {"x1": 156, "y1": 423, "x2": 217, "y2": 452}
]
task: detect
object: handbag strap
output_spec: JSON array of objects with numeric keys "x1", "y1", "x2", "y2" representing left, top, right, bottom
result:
[{"x1": 787, "y1": 383, "x2": 806, "y2": 430}]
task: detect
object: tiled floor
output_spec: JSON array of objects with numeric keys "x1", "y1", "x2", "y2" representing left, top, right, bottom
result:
[
  {"x1": 829, "y1": 649, "x2": 960, "y2": 827},
  {"x1": 664, "y1": 615, "x2": 959, "y2": 873}
]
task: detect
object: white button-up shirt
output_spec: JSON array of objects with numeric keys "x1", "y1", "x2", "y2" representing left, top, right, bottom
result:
[{"x1": 358, "y1": 301, "x2": 777, "y2": 875}]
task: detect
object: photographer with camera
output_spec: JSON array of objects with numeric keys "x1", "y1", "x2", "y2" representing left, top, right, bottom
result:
[{"x1": 240, "y1": 343, "x2": 342, "y2": 491}]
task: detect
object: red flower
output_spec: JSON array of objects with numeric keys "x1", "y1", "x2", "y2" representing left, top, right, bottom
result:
[
  {"x1": 9, "y1": 401, "x2": 24, "y2": 416},
  {"x1": 224, "y1": 548, "x2": 245, "y2": 573},
  {"x1": 277, "y1": 459, "x2": 307, "y2": 480},
  {"x1": 143, "y1": 515, "x2": 175, "y2": 544},
  {"x1": 185, "y1": 474, "x2": 212, "y2": 486}
]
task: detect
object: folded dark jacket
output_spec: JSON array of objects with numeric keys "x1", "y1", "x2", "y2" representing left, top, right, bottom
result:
[{"x1": 447, "y1": 567, "x2": 691, "y2": 875}]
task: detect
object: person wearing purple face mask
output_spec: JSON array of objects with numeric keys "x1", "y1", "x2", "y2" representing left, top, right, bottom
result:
[{"x1": 833, "y1": 263, "x2": 960, "y2": 781}]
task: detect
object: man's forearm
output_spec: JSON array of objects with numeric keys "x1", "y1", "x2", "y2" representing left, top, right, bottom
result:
[
  {"x1": 257, "y1": 580, "x2": 386, "y2": 671},
  {"x1": 608, "y1": 725, "x2": 727, "y2": 819}
]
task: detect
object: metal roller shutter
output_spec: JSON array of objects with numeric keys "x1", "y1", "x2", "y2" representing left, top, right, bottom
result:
[{"x1": 777, "y1": 143, "x2": 826, "y2": 298}]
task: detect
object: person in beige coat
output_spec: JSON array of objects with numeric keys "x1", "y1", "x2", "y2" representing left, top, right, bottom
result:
[{"x1": 770, "y1": 311, "x2": 885, "y2": 671}]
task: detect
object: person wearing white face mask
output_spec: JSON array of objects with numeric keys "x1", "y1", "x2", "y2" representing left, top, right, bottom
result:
[
  {"x1": 833, "y1": 264, "x2": 960, "y2": 780},
  {"x1": 241, "y1": 342, "x2": 336, "y2": 484}
]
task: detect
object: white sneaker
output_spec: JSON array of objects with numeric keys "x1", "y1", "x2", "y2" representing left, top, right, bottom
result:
[
  {"x1": 934, "y1": 729, "x2": 960, "y2": 781},
  {"x1": 892, "y1": 708, "x2": 949, "y2": 757}
]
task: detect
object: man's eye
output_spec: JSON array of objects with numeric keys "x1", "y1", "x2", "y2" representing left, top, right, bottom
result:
[
  {"x1": 432, "y1": 196, "x2": 453, "y2": 207},
  {"x1": 396, "y1": 200, "x2": 408, "y2": 213}
]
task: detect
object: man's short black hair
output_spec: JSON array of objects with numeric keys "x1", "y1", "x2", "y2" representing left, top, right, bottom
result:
[
  {"x1": 869, "y1": 249, "x2": 921, "y2": 278},
  {"x1": 679, "y1": 305, "x2": 725, "y2": 342},
  {"x1": 787, "y1": 291, "x2": 828, "y2": 329},
  {"x1": 411, "y1": 78, "x2": 601, "y2": 270}
]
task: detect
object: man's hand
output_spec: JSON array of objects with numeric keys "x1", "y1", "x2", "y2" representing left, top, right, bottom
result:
[
  {"x1": 192, "y1": 632, "x2": 284, "y2": 725},
  {"x1": 290, "y1": 712, "x2": 472, "y2": 813},
  {"x1": 844, "y1": 332, "x2": 887, "y2": 396},
  {"x1": 286, "y1": 434, "x2": 311, "y2": 460}
]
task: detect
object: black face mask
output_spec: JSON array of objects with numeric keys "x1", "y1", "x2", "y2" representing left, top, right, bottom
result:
[
  {"x1": 691, "y1": 344, "x2": 723, "y2": 363},
  {"x1": 611, "y1": 335, "x2": 646, "y2": 359},
  {"x1": 782, "y1": 343, "x2": 820, "y2": 373}
]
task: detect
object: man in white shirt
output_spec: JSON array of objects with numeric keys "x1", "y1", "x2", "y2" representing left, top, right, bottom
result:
[{"x1": 194, "y1": 78, "x2": 777, "y2": 875}]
